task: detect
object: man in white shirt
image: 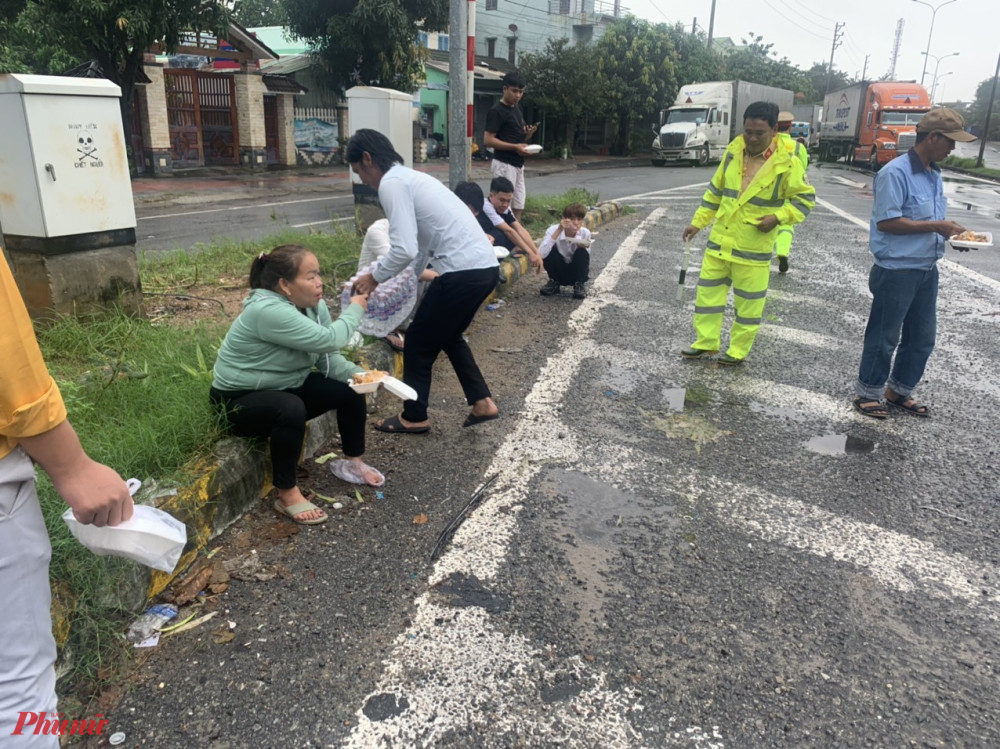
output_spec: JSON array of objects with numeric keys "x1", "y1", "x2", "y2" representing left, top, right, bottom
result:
[
  {"x1": 537, "y1": 202, "x2": 592, "y2": 299},
  {"x1": 348, "y1": 129, "x2": 501, "y2": 432},
  {"x1": 481, "y1": 176, "x2": 542, "y2": 272}
]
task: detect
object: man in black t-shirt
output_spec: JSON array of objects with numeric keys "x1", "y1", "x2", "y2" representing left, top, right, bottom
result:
[{"x1": 484, "y1": 70, "x2": 537, "y2": 222}]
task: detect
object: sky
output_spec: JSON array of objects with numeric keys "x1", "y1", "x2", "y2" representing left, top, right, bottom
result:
[{"x1": 621, "y1": 0, "x2": 997, "y2": 104}]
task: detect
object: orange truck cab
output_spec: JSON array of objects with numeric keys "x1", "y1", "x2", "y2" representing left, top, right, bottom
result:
[{"x1": 818, "y1": 82, "x2": 931, "y2": 170}]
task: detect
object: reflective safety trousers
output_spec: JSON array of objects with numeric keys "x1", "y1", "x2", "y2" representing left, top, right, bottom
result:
[
  {"x1": 692, "y1": 254, "x2": 770, "y2": 360},
  {"x1": 691, "y1": 135, "x2": 815, "y2": 266},
  {"x1": 774, "y1": 134, "x2": 811, "y2": 258}
]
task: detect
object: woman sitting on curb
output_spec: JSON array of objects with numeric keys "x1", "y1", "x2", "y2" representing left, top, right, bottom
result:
[{"x1": 210, "y1": 245, "x2": 385, "y2": 525}]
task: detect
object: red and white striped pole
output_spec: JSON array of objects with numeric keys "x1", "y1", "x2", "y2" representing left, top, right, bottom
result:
[{"x1": 466, "y1": 0, "x2": 476, "y2": 174}]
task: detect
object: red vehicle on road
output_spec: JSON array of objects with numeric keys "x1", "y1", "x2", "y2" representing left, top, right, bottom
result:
[{"x1": 818, "y1": 82, "x2": 931, "y2": 170}]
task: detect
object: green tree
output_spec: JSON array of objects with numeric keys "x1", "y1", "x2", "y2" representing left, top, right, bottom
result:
[
  {"x1": 804, "y1": 61, "x2": 849, "y2": 102},
  {"x1": 230, "y1": 0, "x2": 287, "y2": 27},
  {"x1": 285, "y1": 0, "x2": 447, "y2": 94},
  {"x1": 0, "y1": 0, "x2": 229, "y2": 156},
  {"x1": 664, "y1": 23, "x2": 723, "y2": 88},
  {"x1": 519, "y1": 38, "x2": 601, "y2": 153},
  {"x1": 967, "y1": 76, "x2": 1000, "y2": 140},
  {"x1": 595, "y1": 17, "x2": 678, "y2": 155}
]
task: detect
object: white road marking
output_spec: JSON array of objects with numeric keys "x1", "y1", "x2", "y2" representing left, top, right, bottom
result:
[
  {"x1": 616, "y1": 183, "x2": 707, "y2": 202},
  {"x1": 345, "y1": 212, "x2": 671, "y2": 748},
  {"x1": 686, "y1": 474, "x2": 1000, "y2": 622},
  {"x1": 137, "y1": 194, "x2": 350, "y2": 221},
  {"x1": 290, "y1": 216, "x2": 354, "y2": 228}
]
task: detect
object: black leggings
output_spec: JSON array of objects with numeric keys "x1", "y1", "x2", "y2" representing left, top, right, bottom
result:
[{"x1": 210, "y1": 372, "x2": 366, "y2": 489}]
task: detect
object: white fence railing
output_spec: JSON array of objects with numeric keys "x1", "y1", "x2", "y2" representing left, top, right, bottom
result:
[{"x1": 294, "y1": 107, "x2": 339, "y2": 124}]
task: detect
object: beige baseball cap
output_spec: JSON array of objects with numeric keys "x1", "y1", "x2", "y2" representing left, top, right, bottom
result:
[
  {"x1": 777, "y1": 111, "x2": 795, "y2": 123},
  {"x1": 916, "y1": 108, "x2": 977, "y2": 142}
]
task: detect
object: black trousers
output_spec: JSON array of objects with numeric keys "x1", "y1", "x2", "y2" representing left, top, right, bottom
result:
[
  {"x1": 402, "y1": 266, "x2": 500, "y2": 423},
  {"x1": 210, "y1": 372, "x2": 366, "y2": 489},
  {"x1": 543, "y1": 247, "x2": 590, "y2": 285}
]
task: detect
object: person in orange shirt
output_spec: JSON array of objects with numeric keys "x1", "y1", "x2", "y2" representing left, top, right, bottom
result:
[{"x1": 0, "y1": 249, "x2": 134, "y2": 745}]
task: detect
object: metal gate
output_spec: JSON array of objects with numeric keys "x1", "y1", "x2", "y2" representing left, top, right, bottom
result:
[
  {"x1": 165, "y1": 70, "x2": 239, "y2": 167},
  {"x1": 263, "y1": 95, "x2": 279, "y2": 165}
]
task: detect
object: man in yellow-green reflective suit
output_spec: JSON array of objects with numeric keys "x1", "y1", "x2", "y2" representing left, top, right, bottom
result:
[
  {"x1": 681, "y1": 101, "x2": 816, "y2": 365},
  {"x1": 774, "y1": 110, "x2": 811, "y2": 274}
]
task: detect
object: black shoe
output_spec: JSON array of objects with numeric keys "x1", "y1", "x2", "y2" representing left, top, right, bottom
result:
[
  {"x1": 572, "y1": 282, "x2": 587, "y2": 299},
  {"x1": 540, "y1": 279, "x2": 560, "y2": 296},
  {"x1": 778, "y1": 256, "x2": 789, "y2": 274},
  {"x1": 717, "y1": 353, "x2": 744, "y2": 366},
  {"x1": 680, "y1": 347, "x2": 717, "y2": 359}
]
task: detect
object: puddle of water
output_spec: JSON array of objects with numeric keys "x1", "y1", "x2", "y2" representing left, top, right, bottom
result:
[
  {"x1": 749, "y1": 401, "x2": 808, "y2": 422},
  {"x1": 805, "y1": 433, "x2": 876, "y2": 456},
  {"x1": 662, "y1": 387, "x2": 686, "y2": 412},
  {"x1": 661, "y1": 384, "x2": 715, "y2": 412}
]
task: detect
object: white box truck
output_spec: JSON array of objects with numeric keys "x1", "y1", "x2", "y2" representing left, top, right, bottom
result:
[{"x1": 651, "y1": 80, "x2": 794, "y2": 166}]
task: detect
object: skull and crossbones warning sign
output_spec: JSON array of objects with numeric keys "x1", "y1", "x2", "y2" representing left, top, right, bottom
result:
[{"x1": 77, "y1": 133, "x2": 98, "y2": 161}]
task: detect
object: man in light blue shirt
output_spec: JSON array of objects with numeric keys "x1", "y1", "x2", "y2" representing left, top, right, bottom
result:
[
  {"x1": 348, "y1": 129, "x2": 501, "y2": 433},
  {"x1": 853, "y1": 108, "x2": 975, "y2": 419}
]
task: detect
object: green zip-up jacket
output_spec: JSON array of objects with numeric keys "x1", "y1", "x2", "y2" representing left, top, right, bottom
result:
[{"x1": 212, "y1": 289, "x2": 365, "y2": 392}]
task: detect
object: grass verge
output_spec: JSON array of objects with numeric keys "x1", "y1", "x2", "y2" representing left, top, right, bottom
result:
[
  {"x1": 942, "y1": 155, "x2": 1000, "y2": 181},
  {"x1": 40, "y1": 187, "x2": 604, "y2": 698}
]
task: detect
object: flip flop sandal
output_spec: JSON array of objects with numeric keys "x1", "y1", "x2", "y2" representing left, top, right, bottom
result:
[
  {"x1": 463, "y1": 412, "x2": 499, "y2": 428},
  {"x1": 374, "y1": 414, "x2": 429, "y2": 434},
  {"x1": 886, "y1": 397, "x2": 930, "y2": 417},
  {"x1": 329, "y1": 458, "x2": 386, "y2": 487},
  {"x1": 853, "y1": 397, "x2": 888, "y2": 420},
  {"x1": 382, "y1": 331, "x2": 405, "y2": 352},
  {"x1": 273, "y1": 498, "x2": 328, "y2": 525}
]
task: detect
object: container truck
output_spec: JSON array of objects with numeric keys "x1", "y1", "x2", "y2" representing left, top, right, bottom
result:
[
  {"x1": 650, "y1": 80, "x2": 794, "y2": 166},
  {"x1": 817, "y1": 81, "x2": 931, "y2": 169}
]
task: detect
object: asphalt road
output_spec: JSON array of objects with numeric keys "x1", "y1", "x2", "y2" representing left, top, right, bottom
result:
[{"x1": 104, "y1": 163, "x2": 1000, "y2": 747}]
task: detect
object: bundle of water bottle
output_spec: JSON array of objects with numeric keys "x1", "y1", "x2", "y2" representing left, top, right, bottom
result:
[{"x1": 342, "y1": 260, "x2": 419, "y2": 337}]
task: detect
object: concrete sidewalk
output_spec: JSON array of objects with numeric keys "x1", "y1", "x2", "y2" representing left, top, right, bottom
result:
[{"x1": 130, "y1": 154, "x2": 647, "y2": 208}]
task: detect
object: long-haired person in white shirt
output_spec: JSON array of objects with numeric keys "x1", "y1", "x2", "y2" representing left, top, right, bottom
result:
[{"x1": 347, "y1": 129, "x2": 501, "y2": 433}]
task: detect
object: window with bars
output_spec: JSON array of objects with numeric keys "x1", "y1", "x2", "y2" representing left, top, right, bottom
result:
[
  {"x1": 508, "y1": 37, "x2": 516, "y2": 64},
  {"x1": 486, "y1": 0, "x2": 497, "y2": 10},
  {"x1": 487, "y1": 38, "x2": 496, "y2": 57}
]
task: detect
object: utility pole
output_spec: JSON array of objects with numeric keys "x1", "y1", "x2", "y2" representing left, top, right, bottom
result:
[
  {"x1": 707, "y1": 0, "x2": 716, "y2": 50},
  {"x1": 825, "y1": 22, "x2": 845, "y2": 96},
  {"x1": 860, "y1": 54, "x2": 870, "y2": 82},
  {"x1": 692, "y1": 17, "x2": 697, "y2": 36},
  {"x1": 447, "y1": 0, "x2": 467, "y2": 186},
  {"x1": 976, "y1": 49, "x2": 1000, "y2": 169}
]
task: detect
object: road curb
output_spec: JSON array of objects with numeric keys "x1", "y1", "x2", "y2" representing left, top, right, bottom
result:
[{"x1": 50, "y1": 200, "x2": 625, "y2": 652}]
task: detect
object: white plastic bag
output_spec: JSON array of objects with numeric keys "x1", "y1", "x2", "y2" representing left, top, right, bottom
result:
[{"x1": 62, "y1": 504, "x2": 187, "y2": 573}]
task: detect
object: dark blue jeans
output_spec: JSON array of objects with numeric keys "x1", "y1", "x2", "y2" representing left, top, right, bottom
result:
[{"x1": 855, "y1": 264, "x2": 938, "y2": 401}]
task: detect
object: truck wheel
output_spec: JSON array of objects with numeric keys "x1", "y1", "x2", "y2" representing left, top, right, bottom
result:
[
  {"x1": 869, "y1": 148, "x2": 880, "y2": 172},
  {"x1": 695, "y1": 145, "x2": 710, "y2": 167},
  {"x1": 651, "y1": 159, "x2": 666, "y2": 167}
]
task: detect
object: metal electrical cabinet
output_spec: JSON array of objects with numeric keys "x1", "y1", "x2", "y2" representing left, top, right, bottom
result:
[{"x1": 0, "y1": 74, "x2": 136, "y2": 244}]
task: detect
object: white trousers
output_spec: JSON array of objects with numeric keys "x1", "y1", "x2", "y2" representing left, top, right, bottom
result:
[{"x1": 0, "y1": 448, "x2": 58, "y2": 748}]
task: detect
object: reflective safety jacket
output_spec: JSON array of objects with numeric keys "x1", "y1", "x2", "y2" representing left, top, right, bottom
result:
[
  {"x1": 691, "y1": 135, "x2": 816, "y2": 265},
  {"x1": 778, "y1": 132, "x2": 809, "y2": 170}
]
